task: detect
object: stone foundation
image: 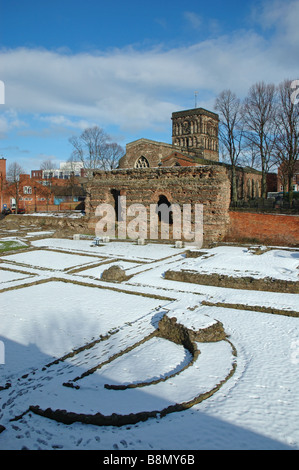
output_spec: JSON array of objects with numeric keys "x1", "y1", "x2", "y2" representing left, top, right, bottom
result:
[{"x1": 164, "y1": 270, "x2": 299, "y2": 294}]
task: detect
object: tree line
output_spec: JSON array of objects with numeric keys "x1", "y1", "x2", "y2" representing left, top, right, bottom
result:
[{"x1": 214, "y1": 78, "x2": 299, "y2": 203}]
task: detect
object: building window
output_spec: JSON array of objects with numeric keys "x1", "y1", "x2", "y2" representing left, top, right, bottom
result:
[{"x1": 135, "y1": 156, "x2": 150, "y2": 168}]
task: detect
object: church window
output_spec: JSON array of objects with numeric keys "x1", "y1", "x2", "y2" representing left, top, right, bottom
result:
[{"x1": 135, "y1": 156, "x2": 150, "y2": 168}]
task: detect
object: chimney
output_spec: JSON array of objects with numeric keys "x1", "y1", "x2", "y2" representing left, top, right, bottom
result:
[{"x1": 0, "y1": 158, "x2": 6, "y2": 181}]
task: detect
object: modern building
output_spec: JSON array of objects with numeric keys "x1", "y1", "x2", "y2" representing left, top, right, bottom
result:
[{"x1": 31, "y1": 161, "x2": 84, "y2": 181}]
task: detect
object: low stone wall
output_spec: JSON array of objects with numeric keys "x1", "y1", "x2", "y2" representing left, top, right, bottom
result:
[
  {"x1": 164, "y1": 270, "x2": 299, "y2": 294},
  {"x1": 225, "y1": 211, "x2": 299, "y2": 246},
  {"x1": 0, "y1": 214, "x2": 92, "y2": 237}
]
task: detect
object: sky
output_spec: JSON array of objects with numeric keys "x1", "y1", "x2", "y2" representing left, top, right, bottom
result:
[{"x1": 0, "y1": 0, "x2": 298, "y2": 173}]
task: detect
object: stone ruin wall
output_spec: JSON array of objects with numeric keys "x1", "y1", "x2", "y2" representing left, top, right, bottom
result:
[{"x1": 86, "y1": 166, "x2": 231, "y2": 245}]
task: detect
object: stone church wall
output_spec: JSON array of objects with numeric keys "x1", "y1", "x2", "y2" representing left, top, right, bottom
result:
[{"x1": 118, "y1": 139, "x2": 175, "y2": 169}]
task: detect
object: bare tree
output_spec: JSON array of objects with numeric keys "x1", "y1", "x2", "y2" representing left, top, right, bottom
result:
[
  {"x1": 241, "y1": 140, "x2": 260, "y2": 169},
  {"x1": 101, "y1": 142, "x2": 125, "y2": 170},
  {"x1": 6, "y1": 162, "x2": 25, "y2": 214},
  {"x1": 215, "y1": 89, "x2": 244, "y2": 202},
  {"x1": 274, "y1": 79, "x2": 299, "y2": 204},
  {"x1": 6, "y1": 162, "x2": 24, "y2": 182},
  {"x1": 69, "y1": 126, "x2": 123, "y2": 177},
  {"x1": 40, "y1": 159, "x2": 57, "y2": 170},
  {"x1": 243, "y1": 82, "x2": 277, "y2": 198}
]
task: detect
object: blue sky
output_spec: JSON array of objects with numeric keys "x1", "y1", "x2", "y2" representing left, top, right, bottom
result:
[
  {"x1": 0, "y1": 0, "x2": 298, "y2": 173},
  {"x1": 2, "y1": 1, "x2": 252, "y2": 51}
]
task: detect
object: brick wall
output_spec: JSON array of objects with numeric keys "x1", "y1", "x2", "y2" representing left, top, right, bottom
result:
[
  {"x1": 0, "y1": 158, "x2": 6, "y2": 181},
  {"x1": 25, "y1": 202, "x2": 83, "y2": 213},
  {"x1": 225, "y1": 211, "x2": 299, "y2": 246}
]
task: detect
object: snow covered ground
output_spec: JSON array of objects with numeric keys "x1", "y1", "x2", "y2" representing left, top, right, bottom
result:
[
  {"x1": 0, "y1": 234, "x2": 298, "y2": 450},
  {"x1": 169, "y1": 245, "x2": 299, "y2": 281}
]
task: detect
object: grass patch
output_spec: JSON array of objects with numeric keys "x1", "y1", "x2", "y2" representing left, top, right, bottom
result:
[{"x1": 0, "y1": 240, "x2": 27, "y2": 253}]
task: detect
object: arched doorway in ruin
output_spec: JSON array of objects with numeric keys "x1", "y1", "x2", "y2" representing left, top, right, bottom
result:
[
  {"x1": 156, "y1": 194, "x2": 173, "y2": 225},
  {"x1": 110, "y1": 189, "x2": 124, "y2": 221}
]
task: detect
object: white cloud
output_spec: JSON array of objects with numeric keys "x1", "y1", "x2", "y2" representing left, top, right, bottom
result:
[
  {"x1": 0, "y1": 116, "x2": 10, "y2": 136},
  {"x1": 184, "y1": 11, "x2": 202, "y2": 30},
  {"x1": 0, "y1": 109, "x2": 27, "y2": 138},
  {"x1": 40, "y1": 115, "x2": 95, "y2": 130},
  {"x1": 251, "y1": 0, "x2": 299, "y2": 53},
  {"x1": 0, "y1": 3, "x2": 298, "y2": 138}
]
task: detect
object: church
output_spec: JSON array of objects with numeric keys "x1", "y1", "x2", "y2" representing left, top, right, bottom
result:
[
  {"x1": 117, "y1": 106, "x2": 262, "y2": 202},
  {"x1": 85, "y1": 106, "x2": 262, "y2": 245},
  {"x1": 118, "y1": 107, "x2": 220, "y2": 169}
]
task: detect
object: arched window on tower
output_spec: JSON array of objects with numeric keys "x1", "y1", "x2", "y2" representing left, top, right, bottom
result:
[{"x1": 135, "y1": 156, "x2": 150, "y2": 168}]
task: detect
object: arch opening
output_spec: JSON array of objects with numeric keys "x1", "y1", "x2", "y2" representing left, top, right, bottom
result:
[{"x1": 156, "y1": 195, "x2": 173, "y2": 225}]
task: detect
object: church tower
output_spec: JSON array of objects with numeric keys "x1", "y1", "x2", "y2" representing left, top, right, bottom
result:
[{"x1": 171, "y1": 108, "x2": 219, "y2": 162}]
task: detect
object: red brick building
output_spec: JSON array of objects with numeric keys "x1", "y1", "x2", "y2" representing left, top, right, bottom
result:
[
  {"x1": 277, "y1": 161, "x2": 299, "y2": 192},
  {"x1": 1, "y1": 172, "x2": 53, "y2": 213},
  {"x1": 1, "y1": 158, "x2": 85, "y2": 213}
]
